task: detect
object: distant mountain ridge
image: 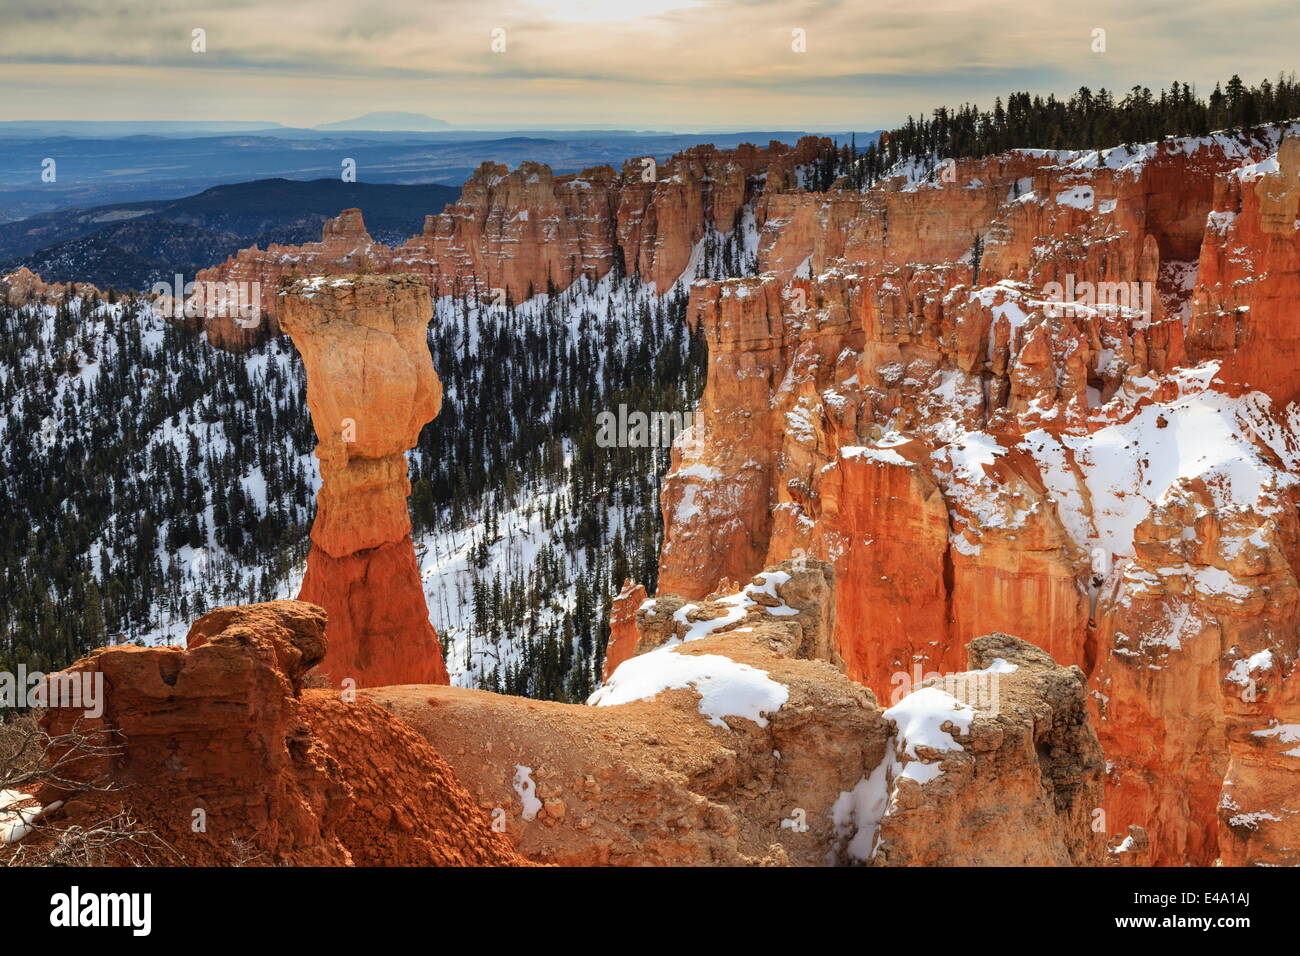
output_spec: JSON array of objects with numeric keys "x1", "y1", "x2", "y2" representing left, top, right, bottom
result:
[
  {"x1": 0, "y1": 120, "x2": 287, "y2": 137},
  {"x1": 315, "y1": 111, "x2": 451, "y2": 131},
  {"x1": 0, "y1": 178, "x2": 459, "y2": 289}
]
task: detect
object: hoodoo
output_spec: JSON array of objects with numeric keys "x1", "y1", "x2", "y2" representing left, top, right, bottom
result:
[{"x1": 279, "y1": 273, "x2": 449, "y2": 687}]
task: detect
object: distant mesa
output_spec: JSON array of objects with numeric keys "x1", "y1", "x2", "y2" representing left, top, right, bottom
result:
[{"x1": 315, "y1": 111, "x2": 452, "y2": 131}]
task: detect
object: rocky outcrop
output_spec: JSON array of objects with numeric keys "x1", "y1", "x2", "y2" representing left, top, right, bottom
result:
[
  {"x1": 190, "y1": 138, "x2": 831, "y2": 345},
  {"x1": 0, "y1": 266, "x2": 101, "y2": 307},
  {"x1": 279, "y1": 274, "x2": 448, "y2": 688},
  {"x1": 375, "y1": 559, "x2": 1104, "y2": 866},
  {"x1": 19, "y1": 567, "x2": 1101, "y2": 867},
  {"x1": 657, "y1": 124, "x2": 1300, "y2": 865},
  {"x1": 870, "y1": 632, "x2": 1104, "y2": 866},
  {"x1": 188, "y1": 208, "x2": 386, "y2": 348},
  {"x1": 33, "y1": 601, "x2": 523, "y2": 866},
  {"x1": 601, "y1": 579, "x2": 648, "y2": 680}
]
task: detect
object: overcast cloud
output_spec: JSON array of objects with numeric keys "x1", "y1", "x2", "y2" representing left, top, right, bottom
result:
[{"x1": 0, "y1": 0, "x2": 1295, "y2": 128}]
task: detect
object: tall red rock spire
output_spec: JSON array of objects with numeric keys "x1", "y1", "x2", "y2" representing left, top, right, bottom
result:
[{"x1": 279, "y1": 273, "x2": 449, "y2": 687}]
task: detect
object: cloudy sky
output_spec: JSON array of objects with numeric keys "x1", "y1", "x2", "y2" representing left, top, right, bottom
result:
[{"x1": 1, "y1": 0, "x2": 1297, "y2": 129}]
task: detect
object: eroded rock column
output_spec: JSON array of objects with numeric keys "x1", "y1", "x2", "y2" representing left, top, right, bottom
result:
[{"x1": 280, "y1": 274, "x2": 449, "y2": 687}]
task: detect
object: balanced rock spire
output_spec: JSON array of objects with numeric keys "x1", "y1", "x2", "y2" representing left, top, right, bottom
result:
[{"x1": 279, "y1": 273, "x2": 449, "y2": 687}]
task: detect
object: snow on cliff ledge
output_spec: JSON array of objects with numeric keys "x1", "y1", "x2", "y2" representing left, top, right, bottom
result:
[{"x1": 586, "y1": 571, "x2": 798, "y2": 728}]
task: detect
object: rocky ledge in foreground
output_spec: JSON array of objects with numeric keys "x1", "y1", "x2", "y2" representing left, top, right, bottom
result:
[
  {"x1": 20, "y1": 601, "x2": 522, "y2": 866},
  {"x1": 375, "y1": 558, "x2": 1106, "y2": 866},
  {"x1": 15, "y1": 560, "x2": 1104, "y2": 866}
]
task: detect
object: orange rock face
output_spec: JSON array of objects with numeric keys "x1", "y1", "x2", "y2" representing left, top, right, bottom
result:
[
  {"x1": 376, "y1": 560, "x2": 1103, "y2": 866},
  {"x1": 0, "y1": 266, "x2": 101, "y2": 306},
  {"x1": 34, "y1": 601, "x2": 522, "y2": 865},
  {"x1": 279, "y1": 274, "x2": 448, "y2": 687},
  {"x1": 1092, "y1": 460, "x2": 1300, "y2": 866},
  {"x1": 191, "y1": 138, "x2": 831, "y2": 346},
  {"x1": 659, "y1": 269, "x2": 1104, "y2": 683},
  {"x1": 657, "y1": 127, "x2": 1300, "y2": 865},
  {"x1": 1190, "y1": 136, "x2": 1300, "y2": 406},
  {"x1": 601, "y1": 579, "x2": 648, "y2": 680}
]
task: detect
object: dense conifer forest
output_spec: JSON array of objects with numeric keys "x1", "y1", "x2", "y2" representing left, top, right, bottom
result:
[
  {"x1": 0, "y1": 293, "x2": 317, "y2": 679},
  {"x1": 804, "y1": 73, "x2": 1300, "y2": 190},
  {"x1": 412, "y1": 273, "x2": 707, "y2": 701}
]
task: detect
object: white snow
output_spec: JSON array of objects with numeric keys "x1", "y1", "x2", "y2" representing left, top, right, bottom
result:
[
  {"x1": 842, "y1": 445, "x2": 909, "y2": 466},
  {"x1": 1056, "y1": 185, "x2": 1095, "y2": 210},
  {"x1": 1060, "y1": 377, "x2": 1285, "y2": 558},
  {"x1": 512, "y1": 765, "x2": 543, "y2": 821},
  {"x1": 829, "y1": 682, "x2": 977, "y2": 862},
  {"x1": 1251, "y1": 723, "x2": 1300, "y2": 758},
  {"x1": 587, "y1": 646, "x2": 789, "y2": 729},
  {"x1": 1226, "y1": 649, "x2": 1274, "y2": 686},
  {"x1": 886, "y1": 686, "x2": 975, "y2": 760}
]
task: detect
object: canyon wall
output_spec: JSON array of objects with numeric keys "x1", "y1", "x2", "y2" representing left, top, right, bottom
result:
[
  {"x1": 1189, "y1": 135, "x2": 1300, "y2": 405},
  {"x1": 656, "y1": 126, "x2": 1300, "y2": 865},
  {"x1": 279, "y1": 273, "x2": 449, "y2": 688},
  {"x1": 189, "y1": 137, "x2": 830, "y2": 348}
]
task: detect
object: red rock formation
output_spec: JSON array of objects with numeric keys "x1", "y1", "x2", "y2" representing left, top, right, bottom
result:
[
  {"x1": 375, "y1": 560, "x2": 1103, "y2": 865},
  {"x1": 1093, "y1": 451, "x2": 1300, "y2": 866},
  {"x1": 191, "y1": 138, "x2": 831, "y2": 345},
  {"x1": 32, "y1": 601, "x2": 523, "y2": 865},
  {"x1": 279, "y1": 274, "x2": 449, "y2": 688},
  {"x1": 602, "y1": 579, "x2": 648, "y2": 680},
  {"x1": 1190, "y1": 136, "x2": 1300, "y2": 405},
  {"x1": 0, "y1": 266, "x2": 101, "y2": 306},
  {"x1": 657, "y1": 125, "x2": 1300, "y2": 865},
  {"x1": 661, "y1": 270, "x2": 1103, "y2": 684}
]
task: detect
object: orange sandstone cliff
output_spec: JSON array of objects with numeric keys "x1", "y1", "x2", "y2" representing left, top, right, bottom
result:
[
  {"x1": 278, "y1": 273, "x2": 449, "y2": 688},
  {"x1": 189, "y1": 138, "x2": 830, "y2": 347},
  {"x1": 655, "y1": 125, "x2": 1300, "y2": 865},
  {"x1": 1190, "y1": 135, "x2": 1300, "y2": 405}
]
